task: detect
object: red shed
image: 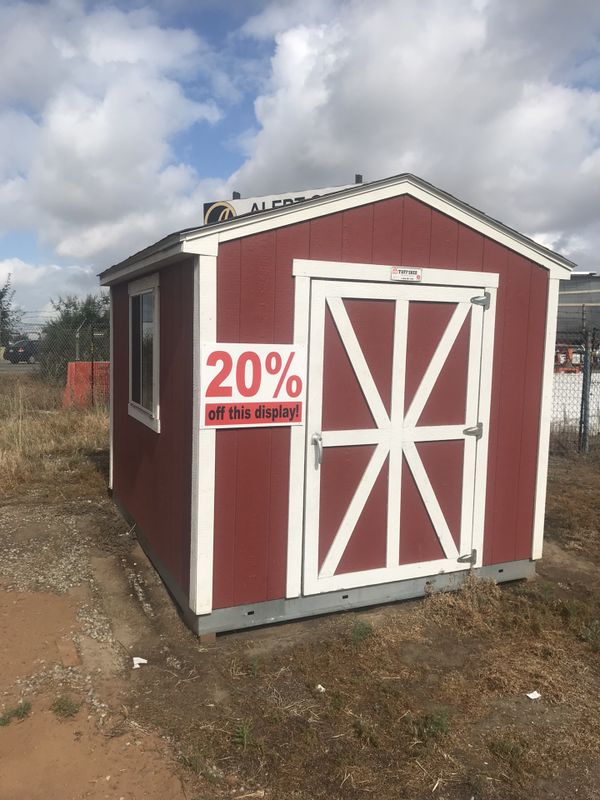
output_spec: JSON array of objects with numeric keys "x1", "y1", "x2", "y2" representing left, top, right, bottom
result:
[{"x1": 99, "y1": 174, "x2": 573, "y2": 634}]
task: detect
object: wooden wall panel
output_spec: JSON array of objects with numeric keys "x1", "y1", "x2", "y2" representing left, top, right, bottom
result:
[
  {"x1": 401, "y1": 197, "x2": 432, "y2": 266},
  {"x1": 341, "y1": 205, "x2": 374, "y2": 263},
  {"x1": 457, "y1": 226, "x2": 484, "y2": 270},
  {"x1": 112, "y1": 259, "x2": 194, "y2": 595},
  {"x1": 371, "y1": 197, "x2": 404, "y2": 265},
  {"x1": 429, "y1": 210, "x2": 459, "y2": 268},
  {"x1": 211, "y1": 195, "x2": 550, "y2": 608},
  {"x1": 514, "y1": 265, "x2": 548, "y2": 561}
]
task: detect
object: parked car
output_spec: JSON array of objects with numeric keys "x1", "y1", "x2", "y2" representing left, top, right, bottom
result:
[{"x1": 4, "y1": 339, "x2": 40, "y2": 364}]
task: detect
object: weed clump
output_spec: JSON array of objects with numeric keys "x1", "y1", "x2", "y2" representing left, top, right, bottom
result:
[
  {"x1": 51, "y1": 695, "x2": 80, "y2": 719},
  {"x1": 406, "y1": 707, "x2": 451, "y2": 743},
  {"x1": 0, "y1": 700, "x2": 31, "y2": 726},
  {"x1": 488, "y1": 736, "x2": 528, "y2": 769},
  {"x1": 351, "y1": 618, "x2": 374, "y2": 646},
  {"x1": 232, "y1": 720, "x2": 253, "y2": 751},
  {"x1": 580, "y1": 619, "x2": 600, "y2": 652}
]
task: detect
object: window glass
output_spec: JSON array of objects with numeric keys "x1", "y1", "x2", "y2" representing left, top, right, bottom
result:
[
  {"x1": 130, "y1": 290, "x2": 154, "y2": 412},
  {"x1": 141, "y1": 292, "x2": 154, "y2": 411},
  {"x1": 131, "y1": 295, "x2": 141, "y2": 404}
]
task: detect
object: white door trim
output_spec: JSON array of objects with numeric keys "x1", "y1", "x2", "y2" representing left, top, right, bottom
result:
[
  {"x1": 189, "y1": 254, "x2": 217, "y2": 615},
  {"x1": 286, "y1": 275, "x2": 311, "y2": 598},
  {"x1": 531, "y1": 277, "x2": 560, "y2": 560},
  {"x1": 293, "y1": 259, "x2": 500, "y2": 288},
  {"x1": 295, "y1": 273, "x2": 497, "y2": 595}
]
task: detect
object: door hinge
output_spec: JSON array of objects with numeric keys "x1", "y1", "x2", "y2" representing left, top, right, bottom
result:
[
  {"x1": 463, "y1": 422, "x2": 483, "y2": 439},
  {"x1": 470, "y1": 292, "x2": 490, "y2": 309},
  {"x1": 458, "y1": 548, "x2": 477, "y2": 565}
]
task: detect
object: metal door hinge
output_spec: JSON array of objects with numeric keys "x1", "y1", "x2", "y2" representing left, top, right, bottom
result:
[
  {"x1": 458, "y1": 549, "x2": 477, "y2": 565},
  {"x1": 470, "y1": 292, "x2": 490, "y2": 309},
  {"x1": 463, "y1": 422, "x2": 483, "y2": 439}
]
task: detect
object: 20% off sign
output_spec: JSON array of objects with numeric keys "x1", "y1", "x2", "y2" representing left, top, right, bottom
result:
[{"x1": 199, "y1": 343, "x2": 306, "y2": 428}]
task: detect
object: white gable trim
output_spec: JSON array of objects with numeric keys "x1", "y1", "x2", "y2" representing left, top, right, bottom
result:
[
  {"x1": 100, "y1": 175, "x2": 573, "y2": 286},
  {"x1": 206, "y1": 179, "x2": 570, "y2": 278}
]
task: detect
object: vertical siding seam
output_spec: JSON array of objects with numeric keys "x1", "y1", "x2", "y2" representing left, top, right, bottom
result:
[
  {"x1": 512, "y1": 263, "x2": 534, "y2": 561},
  {"x1": 426, "y1": 206, "x2": 433, "y2": 267},
  {"x1": 514, "y1": 261, "x2": 548, "y2": 558},
  {"x1": 265, "y1": 233, "x2": 278, "y2": 599},
  {"x1": 484, "y1": 240, "x2": 508, "y2": 565},
  {"x1": 452, "y1": 219, "x2": 459, "y2": 269},
  {"x1": 231, "y1": 242, "x2": 241, "y2": 605},
  {"x1": 400, "y1": 199, "x2": 406, "y2": 264}
]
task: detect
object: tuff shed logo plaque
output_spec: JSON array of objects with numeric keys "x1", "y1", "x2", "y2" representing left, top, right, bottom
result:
[{"x1": 390, "y1": 266, "x2": 423, "y2": 282}]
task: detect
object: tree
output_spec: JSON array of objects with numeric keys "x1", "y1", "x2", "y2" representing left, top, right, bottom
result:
[
  {"x1": 0, "y1": 275, "x2": 22, "y2": 347},
  {"x1": 39, "y1": 293, "x2": 110, "y2": 383}
]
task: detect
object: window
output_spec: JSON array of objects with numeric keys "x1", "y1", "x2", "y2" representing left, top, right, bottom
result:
[{"x1": 128, "y1": 273, "x2": 160, "y2": 431}]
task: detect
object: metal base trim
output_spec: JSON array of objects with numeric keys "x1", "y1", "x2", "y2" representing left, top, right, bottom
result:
[
  {"x1": 108, "y1": 496, "x2": 535, "y2": 637},
  {"x1": 190, "y1": 560, "x2": 535, "y2": 635}
]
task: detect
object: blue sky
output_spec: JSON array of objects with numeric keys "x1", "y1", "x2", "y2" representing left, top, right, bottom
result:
[{"x1": 1, "y1": 0, "x2": 599, "y2": 318}]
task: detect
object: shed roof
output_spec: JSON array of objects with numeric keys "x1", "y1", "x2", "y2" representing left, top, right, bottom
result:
[{"x1": 99, "y1": 173, "x2": 575, "y2": 285}]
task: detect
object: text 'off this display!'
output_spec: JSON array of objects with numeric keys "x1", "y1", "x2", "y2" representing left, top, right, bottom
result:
[{"x1": 200, "y1": 343, "x2": 307, "y2": 429}]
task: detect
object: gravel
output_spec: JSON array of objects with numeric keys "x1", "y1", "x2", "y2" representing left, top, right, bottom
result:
[{"x1": 0, "y1": 506, "x2": 92, "y2": 593}]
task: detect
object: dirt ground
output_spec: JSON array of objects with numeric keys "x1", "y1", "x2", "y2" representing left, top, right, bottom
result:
[{"x1": 2, "y1": 376, "x2": 600, "y2": 799}]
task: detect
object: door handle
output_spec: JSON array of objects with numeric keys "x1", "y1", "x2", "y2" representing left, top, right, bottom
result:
[{"x1": 311, "y1": 433, "x2": 323, "y2": 469}]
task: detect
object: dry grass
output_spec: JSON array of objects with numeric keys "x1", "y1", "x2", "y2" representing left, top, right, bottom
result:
[
  {"x1": 544, "y1": 451, "x2": 600, "y2": 557},
  {"x1": 0, "y1": 374, "x2": 108, "y2": 499},
  {"x1": 133, "y1": 570, "x2": 600, "y2": 799},
  {"x1": 4, "y1": 374, "x2": 600, "y2": 798}
]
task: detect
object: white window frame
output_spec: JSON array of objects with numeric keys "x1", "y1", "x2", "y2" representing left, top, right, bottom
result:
[{"x1": 128, "y1": 272, "x2": 160, "y2": 433}]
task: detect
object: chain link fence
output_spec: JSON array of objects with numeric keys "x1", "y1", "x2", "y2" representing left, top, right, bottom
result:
[
  {"x1": 1, "y1": 319, "x2": 110, "y2": 406},
  {"x1": 2, "y1": 298, "x2": 599, "y2": 443},
  {"x1": 552, "y1": 306, "x2": 600, "y2": 452}
]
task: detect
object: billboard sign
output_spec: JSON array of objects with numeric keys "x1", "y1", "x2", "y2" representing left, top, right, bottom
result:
[{"x1": 203, "y1": 184, "x2": 354, "y2": 225}]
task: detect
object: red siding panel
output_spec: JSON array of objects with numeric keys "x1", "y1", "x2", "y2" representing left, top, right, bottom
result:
[
  {"x1": 457, "y1": 225, "x2": 484, "y2": 270},
  {"x1": 401, "y1": 197, "x2": 432, "y2": 266},
  {"x1": 112, "y1": 260, "x2": 194, "y2": 595},
  {"x1": 483, "y1": 244, "x2": 535, "y2": 565},
  {"x1": 211, "y1": 194, "x2": 547, "y2": 608},
  {"x1": 372, "y1": 197, "x2": 404, "y2": 265},
  {"x1": 429, "y1": 210, "x2": 459, "y2": 268},
  {"x1": 309, "y1": 214, "x2": 343, "y2": 261},
  {"x1": 514, "y1": 265, "x2": 548, "y2": 561},
  {"x1": 341, "y1": 205, "x2": 374, "y2": 263},
  {"x1": 213, "y1": 228, "x2": 311, "y2": 609}
]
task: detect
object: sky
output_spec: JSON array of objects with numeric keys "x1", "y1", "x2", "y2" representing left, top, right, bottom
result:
[{"x1": 0, "y1": 0, "x2": 599, "y2": 322}]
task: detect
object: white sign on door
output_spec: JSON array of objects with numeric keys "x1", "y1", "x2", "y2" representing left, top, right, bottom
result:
[
  {"x1": 391, "y1": 266, "x2": 423, "y2": 282},
  {"x1": 200, "y1": 343, "x2": 306, "y2": 429}
]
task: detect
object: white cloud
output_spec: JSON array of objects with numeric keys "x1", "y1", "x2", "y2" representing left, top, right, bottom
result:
[
  {"x1": 2, "y1": 0, "x2": 600, "y2": 318},
  {"x1": 234, "y1": 0, "x2": 600, "y2": 269},
  {"x1": 0, "y1": 257, "x2": 99, "y2": 318},
  {"x1": 0, "y1": 0, "x2": 225, "y2": 268}
]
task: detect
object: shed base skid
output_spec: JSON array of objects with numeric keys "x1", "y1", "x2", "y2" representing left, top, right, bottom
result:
[
  {"x1": 190, "y1": 561, "x2": 534, "y2": 635},
  {"x1": 115, "y1": 497, "x2": 535, "y2": 637}
]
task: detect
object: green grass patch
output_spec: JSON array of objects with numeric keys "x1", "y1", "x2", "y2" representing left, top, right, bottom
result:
[
  {"x1": 407, "y1": 706, "x2": 451, "y2": 743},
  {"x1": 488, "y1": 736, "x2": 527, "y2": 769},
  {"x1": 0, "y1": 700, "x2": 31, "y2": 726},
  {"x1": 580, "y1": 619, "x2": 600, "y2": 652},
  {"x1": 351, "y1": 618, "x2": 374, "y2": 646},
  {"x1": 232, "y1": 720, "x2": 253, "y2": 751}
]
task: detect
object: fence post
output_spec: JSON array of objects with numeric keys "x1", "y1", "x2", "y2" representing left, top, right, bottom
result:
[
  {"x1": 91, "y1": 323, "x2": 95, "y2": 407},
  {"x1": 579, "y1": 330, "x2": 592, "y2": 453}
]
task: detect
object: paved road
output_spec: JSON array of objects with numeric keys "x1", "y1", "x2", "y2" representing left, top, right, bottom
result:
[{"x1": 0, "y1": 361, "x2": 40, "y2": 375}]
